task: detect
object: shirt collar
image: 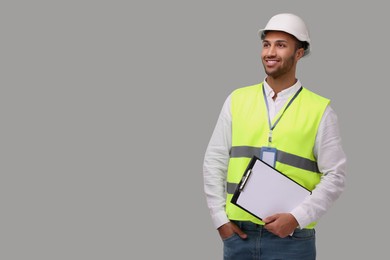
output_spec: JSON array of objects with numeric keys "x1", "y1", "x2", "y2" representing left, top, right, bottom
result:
[{"x1": 263, "y1": 78, "x2": 302, "y2": 99}]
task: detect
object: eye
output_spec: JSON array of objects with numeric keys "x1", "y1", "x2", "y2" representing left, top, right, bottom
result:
[
  {"x1": 277, "y1": 43, "x2": 286, "y2": 48},
  {"x1": 262, "y1": 42, "x2": 270, "y2": 48}
]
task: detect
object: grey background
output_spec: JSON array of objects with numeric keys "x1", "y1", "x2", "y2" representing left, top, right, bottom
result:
[{"x1": 1, "y1": 1, "x2": 388, "y2": 259}]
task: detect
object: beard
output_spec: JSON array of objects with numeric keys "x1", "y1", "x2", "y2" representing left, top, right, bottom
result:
[{"x1": 262, "y1": 53, "x2": 296, "y2": 79}]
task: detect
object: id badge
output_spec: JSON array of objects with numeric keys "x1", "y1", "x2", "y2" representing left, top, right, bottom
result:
[{"x1": 260, "y1": 147, "x2": 277, "y2": 167}]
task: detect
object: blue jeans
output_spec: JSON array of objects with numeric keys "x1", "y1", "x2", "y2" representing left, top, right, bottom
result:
[{"x1": 223, "y1": 221, "x2": 316, "y2": 260}]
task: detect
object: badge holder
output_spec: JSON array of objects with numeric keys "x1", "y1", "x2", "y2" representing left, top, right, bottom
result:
[{"x1": 260, "y1": 147, "x2": 277, "y2": 167}]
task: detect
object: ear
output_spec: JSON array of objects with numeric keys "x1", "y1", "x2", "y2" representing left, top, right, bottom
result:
[{"x1": 295, "y1": 48, "x2": 305, "y2": 60}]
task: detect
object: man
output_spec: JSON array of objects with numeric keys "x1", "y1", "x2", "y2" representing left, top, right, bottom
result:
[{"x1": 203, "y1": 13, "x2": 346, "y2": 260}]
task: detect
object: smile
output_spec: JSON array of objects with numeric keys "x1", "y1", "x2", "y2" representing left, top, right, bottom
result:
[{"x1": 266, "y1": 60, "x2": 279, "y2": 65}]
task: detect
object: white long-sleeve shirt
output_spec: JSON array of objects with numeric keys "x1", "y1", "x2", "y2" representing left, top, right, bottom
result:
[{"x1": 203, "y1": 80, "x2": 347, "y2": 229}]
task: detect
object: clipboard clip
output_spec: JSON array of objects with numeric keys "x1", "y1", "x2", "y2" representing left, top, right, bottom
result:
[{"x1": 239, "y1": 169, "x2": 252, "y2": 192}]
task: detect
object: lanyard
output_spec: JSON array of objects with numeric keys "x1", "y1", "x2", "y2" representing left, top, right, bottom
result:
[{"x1": 262, "y1": 84, "x2": 303, "y2": 145}]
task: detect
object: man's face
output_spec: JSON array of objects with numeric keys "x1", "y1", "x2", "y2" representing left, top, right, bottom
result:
[{"x1": 261, "y1": 31, "x2": 302, "y2": 79}]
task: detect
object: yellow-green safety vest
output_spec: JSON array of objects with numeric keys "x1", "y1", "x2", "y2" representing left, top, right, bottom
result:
[{"x1": 225, "y1": 83, "x2": 330, "y2": 229}]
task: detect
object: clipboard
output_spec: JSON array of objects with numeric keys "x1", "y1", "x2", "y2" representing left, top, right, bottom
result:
[{"x1": 231, "y1": 156, "x2": 312, "y2": 221}]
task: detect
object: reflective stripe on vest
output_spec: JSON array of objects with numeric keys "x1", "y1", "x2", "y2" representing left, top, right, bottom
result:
[
  {"x1": 225, "y1": 83, "x2": 330, "y2": 229},
  {"x1": 230, "y1": 146, "x2": 320, "y2": 174},
  {"x1": 226, "y1": 147, "x2": 320, "y2": 194}
]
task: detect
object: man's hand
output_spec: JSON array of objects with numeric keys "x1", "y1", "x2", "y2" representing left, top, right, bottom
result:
[
  {"x1": 217, "y1": 222, "x2": 247, "y2": 240},
  {"x1": 263, "y1": 213, "x2": 299, "y2": 238}
]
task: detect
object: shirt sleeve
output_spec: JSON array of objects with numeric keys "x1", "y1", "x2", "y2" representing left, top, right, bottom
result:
[
  {"x1": 203, "y1": 95, "x2": 232, "y2": 229},
  {"x1": 290, "y1": 105, "x2": 347, "y2": 228}
]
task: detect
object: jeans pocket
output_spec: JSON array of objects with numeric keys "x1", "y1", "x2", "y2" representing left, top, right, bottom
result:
[
  {"x1": 291, "y1": 228, "x2": 315, "y2": 241},
  {"x1": 222, "y1": 233, "x2": 240, "y2": 243}
]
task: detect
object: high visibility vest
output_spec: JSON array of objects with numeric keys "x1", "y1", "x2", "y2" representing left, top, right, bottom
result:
[{"x1": 225, "y1": 83, "x2": 330, "y2": 229}]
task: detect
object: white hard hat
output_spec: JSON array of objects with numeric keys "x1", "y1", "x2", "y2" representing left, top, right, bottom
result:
[{"x1": 258, "y1": 13, "x2": 311, "y2": 57}]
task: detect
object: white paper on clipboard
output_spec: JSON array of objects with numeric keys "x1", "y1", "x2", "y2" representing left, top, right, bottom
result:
[{"x1": 231, "y1": 157, "x2": 311, "y2": 220}]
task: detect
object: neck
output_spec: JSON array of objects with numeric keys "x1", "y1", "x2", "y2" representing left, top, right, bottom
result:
[{"x1": 265, "y1": 76, "x2": 297, "y2": 95}]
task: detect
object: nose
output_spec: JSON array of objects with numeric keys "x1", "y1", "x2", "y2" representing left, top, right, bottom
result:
[{"x1": 266, "y1": 45, "x2": 276, "y2": 56}]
